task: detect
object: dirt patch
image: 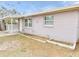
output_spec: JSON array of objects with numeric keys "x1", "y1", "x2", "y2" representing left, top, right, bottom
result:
[
  {"x1": 0, "y1": 40, "x2": 21, "y2": 50},
  {"x1": 0, "y1": 35, "x2": 79, "y2": 57}
]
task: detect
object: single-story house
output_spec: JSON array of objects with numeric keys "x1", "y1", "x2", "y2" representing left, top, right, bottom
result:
[{"x1": 0, "y1": 5, "x2": 79, "y2": 50}]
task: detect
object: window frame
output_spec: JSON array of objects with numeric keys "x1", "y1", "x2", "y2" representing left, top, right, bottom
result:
[
  {"x1": 25, "y1": 18, "x2": 32, "y2": 28},
  {"x1": 44, "y1": 15, "x2": 54, "y2": 27}
]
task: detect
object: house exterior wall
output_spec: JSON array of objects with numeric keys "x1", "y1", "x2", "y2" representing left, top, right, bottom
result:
[
  {"x1": 53, "y1": 11, "x2": 78, "y2": 44},
  {"x1": 22, "y1": 11, "x2": 78, "y2": 44},
  {"x1": 77, "y1": 11, "x2": 79, "y2": 42}
]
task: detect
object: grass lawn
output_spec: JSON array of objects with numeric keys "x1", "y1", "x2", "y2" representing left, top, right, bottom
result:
[{"x1": 0, "y1": 34, "x2": 78, "y2": 57}]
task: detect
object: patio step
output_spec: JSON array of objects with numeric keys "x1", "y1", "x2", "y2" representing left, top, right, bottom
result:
[
  {"x1": 47, "y1": 40, "x2": 76, "y2": 50},
  {"x1": 19, "y1": 33, "x2": 76, "y2": 50},
  {"x1": 19, "y1": 33, "x2": 48, "y2": 43}
]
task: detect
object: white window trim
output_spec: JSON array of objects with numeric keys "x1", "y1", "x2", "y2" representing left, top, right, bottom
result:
[
  {"x1": 25, "y1": 18, "x2": 32, "y2": 28},
  {"x1": 44, "y1": 15, "x2": 54, "y2": 27},
  {"x1": 44, "y1": 25, "x2": 53, "y2": 27}
]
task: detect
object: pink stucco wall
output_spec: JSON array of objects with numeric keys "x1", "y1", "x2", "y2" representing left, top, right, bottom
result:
[
  {"x1": 22, "y1": 11, "x2": 78, "y2": 44},
  {"x1": 53, "y1": 11, "x2": 78, "y2": 43}
]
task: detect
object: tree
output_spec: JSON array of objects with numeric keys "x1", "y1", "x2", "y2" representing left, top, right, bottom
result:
[{"x1": 0, "y1": 6, "x2": 21, "y2": 18}]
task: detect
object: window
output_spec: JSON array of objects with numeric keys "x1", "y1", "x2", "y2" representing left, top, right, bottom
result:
[
  {"x1": 44, "y1": 16, "x2": 54, "y2": 26},
  {"x1": 25, "y1": 18, "x2": 32, "y2": 27}
]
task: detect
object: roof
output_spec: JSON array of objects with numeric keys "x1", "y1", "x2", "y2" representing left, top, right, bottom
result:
[
  {"x1": 23, "y1": 4, "x2": 79, "y2": 17},
  {"x1": 1, "y1": 4, "x2": 79, "y2": 19}
]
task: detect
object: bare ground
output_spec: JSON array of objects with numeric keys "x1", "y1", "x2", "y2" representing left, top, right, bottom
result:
[{"x1": 0, "y1": 34, "x2": 78, "y2": 57}]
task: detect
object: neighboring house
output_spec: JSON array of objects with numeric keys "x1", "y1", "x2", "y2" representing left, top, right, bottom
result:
[{"x1": 0, "y1": 5, "x2": 79, "y2": 49}]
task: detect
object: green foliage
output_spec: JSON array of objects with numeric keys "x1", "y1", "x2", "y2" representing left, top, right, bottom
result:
[{"x1": 5, "y1": 18, "x2": 18, "y2": 24}]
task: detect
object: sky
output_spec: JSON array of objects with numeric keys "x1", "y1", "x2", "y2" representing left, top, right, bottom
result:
[{"x1": 0, "y1": 1, "x2": 78, "y2": 15}]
